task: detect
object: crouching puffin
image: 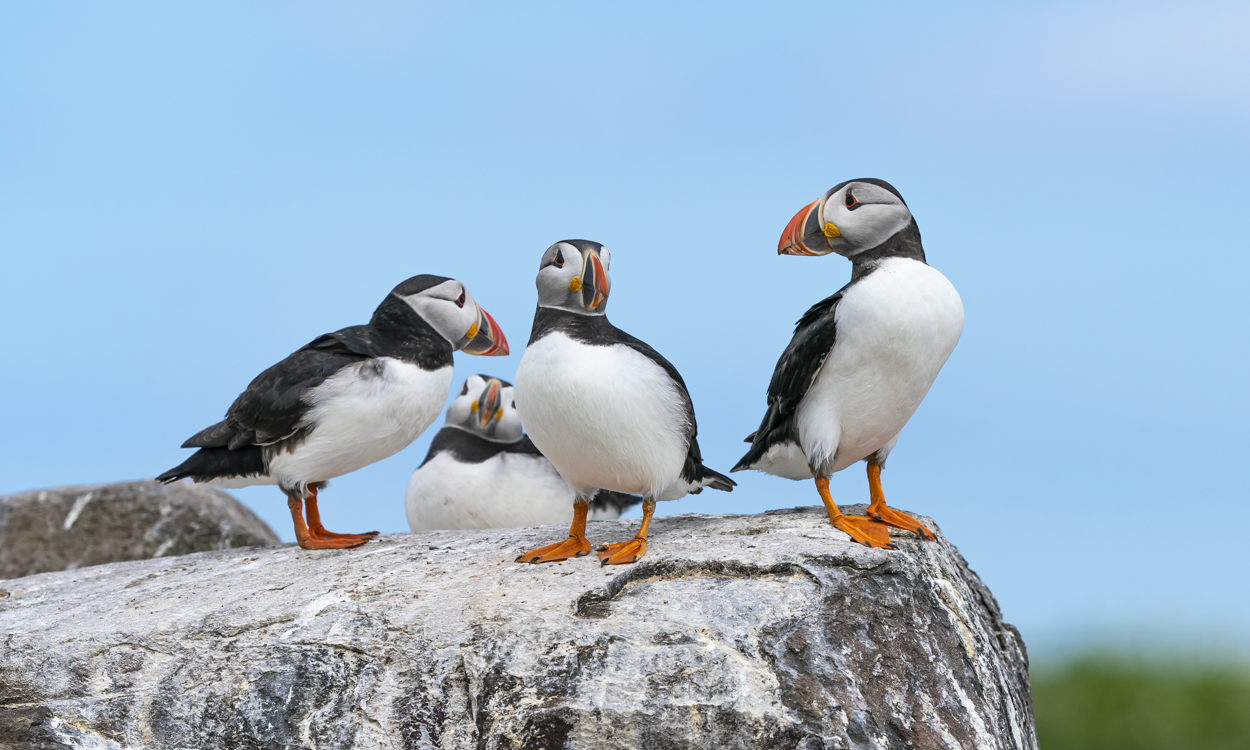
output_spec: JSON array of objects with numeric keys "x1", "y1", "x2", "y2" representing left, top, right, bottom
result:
[
  {"x1": 513, "y1": 240, "x2": 735, "y2": 565},
  {"x1": 157, "y1": 275, "x2": 508, "y2": 550},
  {"x1": 734, "y1": 179, "x2": 964, "y2": 548},
  {"x1": 405, "y1": 374, "x2": 642, "y2": 530}
]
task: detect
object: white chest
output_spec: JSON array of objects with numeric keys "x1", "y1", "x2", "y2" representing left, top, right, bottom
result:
[
  {"x1": 405, "y1": 451, "x2": 575, "y2": 530},
  {"x1": 269, "y1": 359, "x2": 452, "y2": 486},
  {"x1": 514, "y1": 332, "x2": 689, "y2": 499},
  {"x1": 797, "y1": 257, "x2": 964, "y2": 471}
]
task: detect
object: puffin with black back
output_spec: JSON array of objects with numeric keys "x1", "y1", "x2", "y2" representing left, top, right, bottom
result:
[
  {"x1": 158, "y1": 275, "x2": 509, "y2": 550},
  {"x1": 513, "y1": 240, "x2": 735, "y2": 566},
  {"x1": 405, "y1": 374, "x2": 641, "y2": 530},
  {"x1": 734, "y1": 179, "x2": 964, "y2": 548}
]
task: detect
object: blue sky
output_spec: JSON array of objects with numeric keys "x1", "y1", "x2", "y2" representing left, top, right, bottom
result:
[{"x1": 2, "y1": 1, "x2": 1247, "y2": 655}]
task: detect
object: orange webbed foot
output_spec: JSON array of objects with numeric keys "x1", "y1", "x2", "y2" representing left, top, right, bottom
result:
[
  {"x1": 596, "y1": 537, "x2": 647, "y2": 566},
  {"x1": 297, "y1": 488, "x2": 378, "y2": 546},
  {"x1": 515, "y1": 536, "x2": 592, "y2": 564},
  {"x1": 296, "y1": 534, "x2": 371, "y2": 550},
  {"x1": 311, "y1": 528, "x2": 380, "y2": 541},
  {"x1": 868, "y1": 505, "x2": 934, "y2": 541},
  {"x1": 832, "y1": 514, "x2": 893, "y2": 548}
]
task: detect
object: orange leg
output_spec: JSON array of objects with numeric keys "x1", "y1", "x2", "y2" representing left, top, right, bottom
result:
[
  {"x1": 516, "y1": 498, "x2": 593, "y2": 563},
  {"x1": 865, "y1": 462, "x2": 934, "y2": 541},
  {"x1": 287, "y1": 496, "x2": 369, "y2": 550},
  {"x1": 597, "y1": 499, "x2": 655, "y2": 566},
  {"x1": 816, "y1": 477, "x2": 892, "y2": 548},
  {"x1": 304, "y1": 485, "x2": 379, "y2": 541}
]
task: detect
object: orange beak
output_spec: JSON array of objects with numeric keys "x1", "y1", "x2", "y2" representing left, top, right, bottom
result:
[
  {"x1": 581, "y1": 251, "x2": 610, "y2": 311},
  {"x1": 477, "y1": 378, "x2": 502, "y2": 427},
  {"x1": 778, "y1": 199, "x2": 830, "y2": 256},
  {"x1": 462, "y1": 306, "x2": 509, "y2": 356}
]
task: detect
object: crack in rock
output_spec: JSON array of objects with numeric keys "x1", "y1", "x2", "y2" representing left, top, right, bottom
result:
[{"x1": 0, "y1": 507, "x2": 1036, "y2": 749}]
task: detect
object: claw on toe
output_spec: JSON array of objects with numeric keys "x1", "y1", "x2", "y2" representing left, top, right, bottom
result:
[
  {"x1": 870, "y1": 505, "x2": 934, "y2": 541},
  {"x1": 833, "y1": 515, "x2": 893, "y2": 549},
  {"x1": 596, "y1": 538, "x2": 647, "y2": 566},
  {"x1": 297, "y1": 535, "x2": 371, "y2": 550},
  {"x1": 313, "y1": 530, "x2": 379, "y2": 542}
]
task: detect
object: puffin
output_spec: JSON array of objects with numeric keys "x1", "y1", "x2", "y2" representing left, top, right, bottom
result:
[
  {"x1": 157, "y1": 275, "x2": 509, "y2": 550},
  {"x1": 404, "y1": 374, "x2": 642, "y2": 531},
  {"x1": 512, "y1": 240, "x2": 735, "y2": 565},
  {"x1": 734, "y1": 179, "x2": 964, "y2": 548}
]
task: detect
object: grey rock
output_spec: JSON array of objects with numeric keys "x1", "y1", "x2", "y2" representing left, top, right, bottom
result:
[
  {"x1": 0, "y1": 480, "x2": 280, "y2": 580},
  {"x1": 0, "y1": 506, "x2": 1036, "y2": 750}
]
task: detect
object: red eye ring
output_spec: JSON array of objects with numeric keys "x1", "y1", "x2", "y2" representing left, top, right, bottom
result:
[
  {"x1": 845, "y1": 190, "x2": 859, "y2": 209},
  {"x1": 553, "y1": 249, "x2": 564, "y2": 268},
  {"x1": 455, "y1": 290, "x2": 466, "y2": 308}
]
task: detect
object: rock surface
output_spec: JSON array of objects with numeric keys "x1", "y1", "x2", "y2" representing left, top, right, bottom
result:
[
  {"x1": 0, "y1": 480, "x2": 280, "y2": 580},
  {"x1": 0, "y1": 506, "x2": 1036, "y2": 750}
]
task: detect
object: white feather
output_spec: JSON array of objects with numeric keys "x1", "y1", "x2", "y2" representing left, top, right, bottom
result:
[
  {"x1": 750, "y1": 440, "x2": 817, "y2": 481},
  {"x1": 793, "y1": 256, "x2": 963, "y2": 475},
  {"x1": 226, "y1": 359, "x2": 453, "y2": 491},
  {"x1": 405, "y1": 451, "x2": 611, "y2": 530},
  {"x1": 514, "y1": 332, "x2": 692, "y2": 501}
]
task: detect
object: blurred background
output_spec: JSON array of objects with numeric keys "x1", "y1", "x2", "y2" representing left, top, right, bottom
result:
[{"x1": 2, "y1": 2, "x2": 1247, "y2": 743}]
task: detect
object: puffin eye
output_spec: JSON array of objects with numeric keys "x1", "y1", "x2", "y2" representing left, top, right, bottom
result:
[
  {"x1": 845, "y1": 190, "x2": 860, "y2": 210},
  {"x1": 511, "y1": 401, "x2": 516, "y2": 409},
  {"x1": 459, "y1": 383, "x2": 469, "y2": 395},
  {"x1": 553, "y1": 249, "x2": 564, "y2": 268},
  {"x1": 455, "y1": 290, "x2": 466, "y2": 308}
]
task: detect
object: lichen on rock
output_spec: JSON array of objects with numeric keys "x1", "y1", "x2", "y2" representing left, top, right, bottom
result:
[{"x1": 0, "y1": 505, "x2": 1036, "y2": 749}]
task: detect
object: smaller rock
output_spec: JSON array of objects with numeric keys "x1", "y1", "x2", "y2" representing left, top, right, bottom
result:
[{"x1": 0, "y1": 480, "x2": 280, "y2": 580}]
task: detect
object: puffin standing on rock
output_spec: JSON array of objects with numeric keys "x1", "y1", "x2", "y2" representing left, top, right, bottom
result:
[
  {"x1": 158, "y1": 275, "x2": 508, "y2": 549},
  {"x1": 513, "y1": 240, "x2": 735, "y2": 565},
  {"x1": 735, "y1": 179, "x2": 964, "y2": 548},
  {"x1": 405, "y1": 374, "x2": 642, "y2": 530}
]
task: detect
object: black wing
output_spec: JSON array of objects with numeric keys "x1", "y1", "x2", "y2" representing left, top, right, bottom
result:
[
  {"x1": 611, "y1": 327, "x2": 735, "y2": 492},
  {"x1": 181, "y1": 327, "x2": 375, "y2": 451},
  {"x1": 733, "y1": 291, "x2": 842, "y2": 471}
]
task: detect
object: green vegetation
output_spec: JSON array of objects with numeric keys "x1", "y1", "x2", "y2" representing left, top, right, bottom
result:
[{"x1": 1032, "y1": 655, "x2": 1250, "y2": 750}]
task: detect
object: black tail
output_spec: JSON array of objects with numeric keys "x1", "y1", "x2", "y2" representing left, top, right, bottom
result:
[
  {"x1": 698, "y1": 465, "x2": 737, "y2": 492},
  {"x1": 157, "y1": 446, "x2": 266, "y2": 484},
  {"x1": 733, "y1": 424, "x2": 789, "y2": 473},
  {"x1": 732, "y1": 442, "x2": 767, "y2": 473},
  {"x1": 680, "y1": 434, "x2": 736, "y2": 493},
  {"x1": 591, "y1": 490, "x2": 644, "y2": 517}
]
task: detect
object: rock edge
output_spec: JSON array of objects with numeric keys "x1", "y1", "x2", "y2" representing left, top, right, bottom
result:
[{"x1": 0, "y1": 506, "x2": 1036, "y2": 750}]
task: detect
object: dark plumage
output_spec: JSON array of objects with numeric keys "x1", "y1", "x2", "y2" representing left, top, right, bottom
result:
[
  {"x1": 734, "y1": 291, "x2": 843, "y2": 472},
  {"x1": 734, "y1": 178, "x2": 964, "y2": 550},
  {"x1": 158, "y1": 279, "x2": 456, "y2": 486},
  {"x1": 157, "y1": 273, "x2": 509, "y2": 550},
  {"x1": 419, "y1": 428, "x2": 544, "y2": 466},
  {"x1": 735, "y1": 207, "x2": 927, "y2": 474}
]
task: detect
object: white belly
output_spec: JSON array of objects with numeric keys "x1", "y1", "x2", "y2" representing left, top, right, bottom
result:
[
  {"x1": 405, "y1": 451, "x2": 577, "y2": 530},
  {"x1": 514, "y1": 332, "x2": 690, "y2": 501},
  {"x1": 268, "y1": 359, "x2": 452, "y2": 488},
  {"x1": 797, "y1": 257, "x2": 963, "y2": 474}
]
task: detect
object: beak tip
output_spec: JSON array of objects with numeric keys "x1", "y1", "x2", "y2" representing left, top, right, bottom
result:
[
  {"x1": 463, "y1": 306, "x2": 510, "y2": 356},
  {"x1": 777, "y1": 199, "x2": 822, "y2": 257}
]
